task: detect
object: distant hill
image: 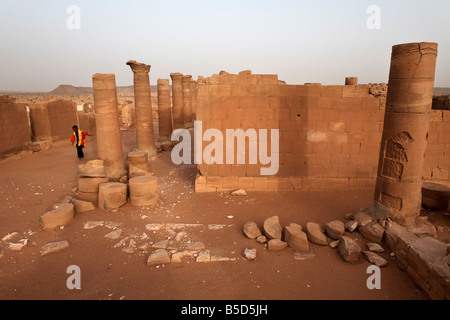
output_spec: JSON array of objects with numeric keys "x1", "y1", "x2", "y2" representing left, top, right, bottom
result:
[{"x1": 49, "y1": 84, "x2": 157, "y2": 96}]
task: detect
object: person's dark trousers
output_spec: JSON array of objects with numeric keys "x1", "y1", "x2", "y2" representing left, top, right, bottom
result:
[{"x1": 77, "y1": 146, "x2": 85, "y2": 159}]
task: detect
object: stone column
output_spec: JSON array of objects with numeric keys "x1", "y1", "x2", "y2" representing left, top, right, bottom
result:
[
  {"x1": 157, "y1": 79, "x2": 172, "y2": 141},
  {"x1": 126, "y1": 60, "x2": 157, "y2": 158},
  {"x1": 170, "y1": 73, "x2": 184, "y2": 130},
  {"x1": 182, "y1": 75, "x2": 193, "y2": 128},
  {"x1": 345, "y1": 77, "x2": 358, "y2": 85},
  {"x1": 92, "y1": 74, "x2": 126, "y2": 181},
  {"x1": 191, "y1": 79, "x2": 198, "y2": 121},
  {"x1": 374, "y1": 42, "x2": 438, "y2": 227}
]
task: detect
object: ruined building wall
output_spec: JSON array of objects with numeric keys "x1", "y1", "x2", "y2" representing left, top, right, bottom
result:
[
  {"x1": 194, "y1": 72, "x2": 450, "y2": 192},
  {"x1": 0, "y1": 95, "x2": 31, "y2": 157},
  {"x1": 29, "y1": 99, "x2": 77, "y2": 142}
]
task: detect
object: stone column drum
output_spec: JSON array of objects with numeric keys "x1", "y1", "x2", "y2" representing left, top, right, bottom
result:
[
  {"x1": 374, "y1": 42, "x2": 438, "y2": 227},
  {"x1": 345, "y1": 77, "x2": 358, "y2": 85},
  {"x1": 170, "y1": 73, "x2": 184, "y2": 130},
  {"x1": 157, "y1": 79, "x2": 172, "y2": 141},
  {"x1": 182, "y1": 75, "x2": 193, "y2": 128},
  {"x1": 126, "y1": 60, "x2": 157, "y2": 158},
  {"x1": 92, "y1": 74, "x2": 126, "y2": 181}
]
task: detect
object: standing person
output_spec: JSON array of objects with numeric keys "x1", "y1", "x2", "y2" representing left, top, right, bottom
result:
[{"x1": 70, "y1": 125, "x2": 88, "y2": 160}]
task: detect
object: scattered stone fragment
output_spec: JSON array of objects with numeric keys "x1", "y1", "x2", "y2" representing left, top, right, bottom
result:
[
  {"x1": 84, "y1": 221, "x2": 104, "y2": 229},
  {"x1": 73, "y1": 200, "x2": 95, "y2": 213},
  {"x1": 338, "y1": 236, "x2": 361, "y2": 264},
  {"x1": 294, "y1": 253, "x2": 316, "y2": 261},
  {"x1": 186, "y1": 241, "x2": 205, "y2": 251},
  {"x1": 171, "y1": 251, "x2": 197, "y2": 263},
  {"x1": 152, "y1": 240, "x2": 169, "y2": 249},
  {"x1": 256, "y1": 235, "x2": 267, "y2": 244},
  {"x1": 105, "y1": 229, "x2": 123, "y2": 240},
  {"x1": 8, "y1": 239, "x2": 28, "y2": 251},
  {"x1": 305, "y1": 222, "x2": 328, "y2": 246},
  {"x1": 243, "y1": 248, "x2": 257, "y2": 260},
  {"x1": 196, "y1": 250, "x2": 211, "y2": 263},
  {"x1": 138, "y1": 243, "x2": 150, "y2": 251},
  {"x1": 146, "y1": 224, "x2": 164, "y2": 232},
  {"x1": 358, "y1": 221, "x2": 385, "y2": 243},
  {"x1": 114, "y1": 237, "x2": 129, "y2": 248},
  {"x1": 243, "y1": 221, "x2": 262, "y2": 240},
  {"x1": 208, "y1": 224, "x2": 226, "y2": 230},
  {"x1": 147, "y1": 249, "x2": 171, "y2": 266},
  {"x1": 367, "y1": 243, "x2": 385, "y2": 253},
  {"x1": 104, "y1": 221, "x2": 123, "y2": 229},
  {"x1": 211, "y1": 256, "x2": 231, "y2": 262},
  {"x1": 363, "y1": 251, "x2": 388, "y2": 268},
  {"x1": 40, "y1": 241, "x2": 70, "y2": 256},
  {"x1": 2, "y1": 232, "x2": 19, "y2": 242},
  {"x1": 263, "y1": 216, "x2": 282, "y2": 240},
  {"x1": 325, "y1": 220, "x2": 345, "y2": 240},
  {"x1": 175, "y1": 232, "x2": 187, "y2": 242},
  {"x1": 122, "y1": 247, "x2": 137, "y2": 254},
  {"x1": 40, "y1": 203, "x2": 75, "y2": 229},
  {"x1": 285, "y1": 224, "x2": 309, "y2": 252},
  {"x1": 231, "y1": 189, "x2": 247, "y2": 196},
  {"x1": 268, "y1": 239, "x2": 288, "y2": 251},
  {"x1": 344, "y1": 220, "x2": 358, "y2": 232},
  {"x1": 329, "y1": 240, "x2": 340, "y2": 249}
]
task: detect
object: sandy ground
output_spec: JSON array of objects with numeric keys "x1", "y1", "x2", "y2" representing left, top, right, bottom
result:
[{"x1": 1, "y1": 128, "x2": 447, "y2": 301}]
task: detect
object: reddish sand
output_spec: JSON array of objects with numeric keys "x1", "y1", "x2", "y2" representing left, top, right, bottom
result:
[{"x1": 0, "y1": 129, "x2": 443, "y2": 301}]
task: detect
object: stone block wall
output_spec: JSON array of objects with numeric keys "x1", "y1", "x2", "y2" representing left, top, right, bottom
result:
[
  {"x1": 29, "y1": 99, "x2": 77, "y2": 142},
  {"x1": 194, "y1": 71, "x2": 450, "y2": 192},
  {"x1": 0, "y1": 95, "x2": 31, "y2": 157}
]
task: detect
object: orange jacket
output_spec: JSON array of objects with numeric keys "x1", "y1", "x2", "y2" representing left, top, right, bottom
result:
[{"x1": 71, "y1": 131, "x2": 88, "y2": 147}]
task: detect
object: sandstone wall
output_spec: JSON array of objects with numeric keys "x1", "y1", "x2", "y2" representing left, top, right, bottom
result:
[
  {"x1": 194, "y1": 71, "x2": 450, "y2": 192},
  {"x1": 0, "y1": 95, "x2": 31, "y2": 157},
  {"x1": 29, "y1": 99, "x2": 77, "y2": 142}
]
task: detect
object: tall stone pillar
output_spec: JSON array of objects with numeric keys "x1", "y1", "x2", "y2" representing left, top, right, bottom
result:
[
  {"x1": 157, "y1": 79, "x2": 172, "y2": 141},
  {"x1": 92, "y1": 74, "x2": 126, "y2": 181},
  {"x1": 126, "y1": 60, "x2": 157, "y2": 158},
  {"x1": 191, "y1": 79, "x2": 198, "y2": 121},
  {"x1": 345, "y1": 77, "x2": 358, "y2": 85},
  {"x1": 374, "y1": 42, "x2": 438, "y2": 227},
  {"x1": 182, "y1": 75, "x2": 193, "y2": 128},
  {"x1": 170, "y1": 73, "x2": 184, "y2": 130}
]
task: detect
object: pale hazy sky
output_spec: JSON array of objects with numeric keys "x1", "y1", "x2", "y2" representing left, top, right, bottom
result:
[{"x1": 0, "y1": 0, "x2": 449, "y2": 92}]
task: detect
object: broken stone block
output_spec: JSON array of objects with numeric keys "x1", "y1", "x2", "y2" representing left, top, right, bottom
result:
[
  {"x1": 367, "y1": 243, "x2": 385, "y2": 253},
  {"x1": 73, "y1": 200, "x2": 95, "y2": 213},
  {"x1": 326, "y1": 220, "x2": 345, "y2": 240},
  {"x1": 147, "y1": 249, "x2": 171, "y2": 266},
  {"x1": 129, "y1": 176, "x2": 159, "y2": 207},
  {"x1": 329, "y1": 240, "x2": 340, "y2": 249},
  {"x1": 358, "y1": 221, "x2": 385, "y2": 243},
  {"x1": 338, "y1": 236, "x2": 361, "y2": 264},
  {"x1": 152, "y1": 240, "x2": 169, "y2": 249},
  {"x1": 40, "y1": 241, "x2": 70, "y2": 256},
  {"x1": 268, "y1": 239, "x2": 288, "y2": 251},
  {"x1": 77, "y1": 160, "x2": 107, "y2": 178},
  {"x1": 78, "y1": 177, "x2": 109, "y2": 193},
  {"x1": 105, "y1": 229, "x2": 123, "y2": 240},
  {"x1": 243, "y1": 248, "x2": 257, "y2": 260},
  {"x1": 363, "y1": 251, "x2": 388, "y2": 268},
  {"x1": 284, "y1": 224, "x2": 309, "y2": 252},
  {"x1": 256, "y1": 235, "x2": 267, "y2": 244},
  {"x1": 40, "y1": 203, "x2": 75, "y2": 229},
  {"x1": 98, "y1": 182, "x2": 128, "y2": 211},
  {"x1": 77, "y1": 191, "x2": 99, "y2": 204},
  {"x1": 243, "y1": 221, "x2": 262, "y2": 240},
  {"x1": 231, "y1": 189, "x2": 247, "y2": 196},
  {"x1": 196, "y1": 250, "x2": 211, "y2": 263},
  {"x1": 8, "y1": 239, "x2": 28, "y2": 251},
  {"x1": 422, "y1": 182, "x2": 450, "y2": 211},
  {"x1": 31, "y1": 141, "x2": 53, "y2": 152},
  {"x1": 305, "y1": 222, "x2": 328, "y2": 246},
  {"x1": 263, "y1": 216, "x2": 282, "y2": 240},
  {"x1": 345, "y1": 220, "x2": 358, "y2": 232}
]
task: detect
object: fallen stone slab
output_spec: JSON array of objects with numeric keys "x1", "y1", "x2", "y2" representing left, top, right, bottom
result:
[
  {"x1": 105, "y1": 229, "x2": 123, "y2": 240},
  {"x1": 2, "y1": 232, "x2": 19, "y2": 242},
  {"x1": 84, "y1": 221, "x2": 104, "y2": 229},
  {"x1": 338, "y1": 236, "x2": 361, "y2": 264},
  {"x1": 344, "y1": 220, "x2": 358, "y2": 232},
  {"x1": 285, "y1": 224, "x2": 309, "y2": 252},
  {"x1": 294, "y1": 253, "x2": 316, "y2": 261},
  {"x1": 358, "y1": 221, "x2": 385, "y2": 243},
  {"x1": 196, "y1": 250, "x2": 211, "y2": 263},
  {"x1": 243, "y1": 248, "x2": 257, "y2": 260},
  {"x1": 363, "y1": 251, "x2": 388, "y2": 268},
  {"x1": 263, "y1": 216, "x2": 282, "y2": 240},
  {"x1": 147, "y1": 249, "x2": 171, "y2": 266},
  {"x1": 8, "y1": 239, "x2": 28, "y2": 251},
  {"x1": 152, "y1": 240, "x2": 169, "y2": 249},
  {"x1": 326, "y1": 220, "x2": 345, "y2": 240},
  {"x1": 186, "y1": 241, "x2": 205, "y2": 251},
  {"x1": 231, "y1": 189, "x2": 247, "y2": 196},
  {"x1": 171, "y1": 251, "x2": 197, "y2": 263},
  {"x1": 243, "y1": 221, "x2": 262, "y2": 240},
  {"x1": 40, "y1": 203, "x2": 75, "y2": 229},
  {"x1": 40, "y1": 241, "x2": 70, "y2": 256},
  {"x1": 305, "y1": 222, "x2": 328, "y2": 246},
  {"x1": 73, "y1": 200, "x2": 95, "y2": 213},
  {"x1": 268, "y1": 239, "x2": 288, "y2": 251},
  {"x1": 367, "y1": 243, "x2": 385, "y2": 253}
]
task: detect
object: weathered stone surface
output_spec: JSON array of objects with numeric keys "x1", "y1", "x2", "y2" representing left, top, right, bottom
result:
[
  {"x1": 196, "y1": 250, "x2": 211, "y2": 263},
  {"x1": 243, "y1": 248, "x2": 257, "y2": 260},
  {"x1": 147, "y1": 249, "x2": 170, "y2": 266},
  {"x1": 78, "y1": 177, "x2": 108, "y2": 193},
  {"x1": 256, "y1": 235, "x2": 267, "y2": 244},
  {"x1": 305, "y1": 222, "x2": 328, "y2": 246},
  {"x1": 367, "y1": 243, "x2": 386, "y2": 253},
  {"x1": 73, "y1": 199, "x2": 95, "y2": 213},
  {"x1": 40, "y1": 203, "x2": 74, "y2": 229},
  {"x1": 285, "y1": 224, "x2": 309, "y2": 252},
  {"x1": 84, "y1": 221, "x2": 104, "y2": 229},
  {"x1": 129, "y1": 176, "x2": 159, "y2": 207},
  {"x1": 268, "y1": 239, "x2": 288, "y2": 251},
  {"x1": 77, "y1": 160, "x2": 107, "y2": 178},
  {"x1": 8, "y1": 239, "x2": 28, "y2": 251},
  {"x1": 422, "y1": 182, "x2": 450, "y2": 211},
  {"x1": 105, "y1": 229, "x2": 122, "y2": 240},
  {"x1": 407, "y1": 217, "x2": 437, "y2": 238},
  {"x1": 152, "y1": 240, "x2": 169, "y2": 249},
  {"x1": 243, "y1": 221, "x2": 262, "y2": 239},
  {"x1": 263, "y1": 216, "x2": 282, "y2": 240},
  {"x1": 326, "y1": 220, "x2": 345, "y2": 240},
  {"x1": 171, "y1": 251, "x2": 197, "y2": 263},
  {"x1": 40, "y1": 241, "x2": 70, "y2": 256},
  {"x1": 345, "y1": 220, "x2": 358, "y2": 232},
  {"x1": 186, "y1": 241, "x2": 205, "y2": 251},
  {"x1": 338, "y1": 236, "x2": 361, "y2": 264},
  {"x1": 363, "y1": 251, "x2": 388, "y2": 268},
  {"x1": 358, "y1": 221, "x2": 385, "y2": 243},
  {"x1": 98, "y1": 182, "x2": 128, "y2": 210},
  {"x1": 231, "y1": 189, "x2": 247, "y2": 196}
]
